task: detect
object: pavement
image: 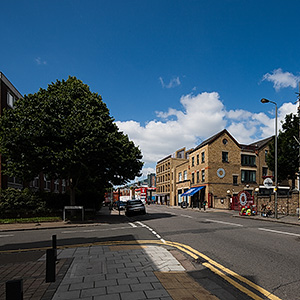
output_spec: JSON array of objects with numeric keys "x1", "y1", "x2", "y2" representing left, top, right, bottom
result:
[{"x1": 0, "y1": 206, "x2": 299, "y2": 300}]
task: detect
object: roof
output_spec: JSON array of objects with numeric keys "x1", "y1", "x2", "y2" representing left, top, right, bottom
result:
[
  {"x1": 191, "y1": 129, "x2": 239, "y2": 153},
  {"x1": 248, "y1": 136, "x2": 274, "y2": 149},
  {"x1": 0, "y1": 72, "x2": 23, "y2": 99}
]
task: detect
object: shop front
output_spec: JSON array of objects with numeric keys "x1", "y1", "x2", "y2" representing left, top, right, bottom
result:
[{"x1": 180, "y1": 186, "x2": 206, "y2": 208}]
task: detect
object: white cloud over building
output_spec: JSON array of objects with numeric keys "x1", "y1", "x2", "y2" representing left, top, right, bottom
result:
[{"x1": 117, "y1": 69, "x2": 299, "y2": 178}]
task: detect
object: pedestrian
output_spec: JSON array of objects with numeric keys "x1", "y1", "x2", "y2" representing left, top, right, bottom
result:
[{"x1": 203, "y1": 200, "x2": 207, "y2": 211}]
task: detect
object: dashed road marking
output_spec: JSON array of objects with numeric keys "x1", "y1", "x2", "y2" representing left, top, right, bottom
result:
[
  {"x1": 0, "y1": 234, "x2": 14, "y2": 238},
  {"x1": 205, "y1": 219, "x2": 243, "y2": 227},
  {"x1": 258, "y1": 227, "x2": 300, "y2": 237},
  {"x1": 180, "y1": 214, "x2": 193, "y2": 218}
]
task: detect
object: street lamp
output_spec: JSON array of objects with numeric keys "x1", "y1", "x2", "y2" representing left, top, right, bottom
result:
[{"x1": 261, "y1": 98, "x2": 278, "y2": 219}]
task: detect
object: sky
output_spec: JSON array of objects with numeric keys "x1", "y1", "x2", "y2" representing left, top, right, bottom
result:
[{"x1": 1, "y1": 0, "x2": 300, "y2": 179}]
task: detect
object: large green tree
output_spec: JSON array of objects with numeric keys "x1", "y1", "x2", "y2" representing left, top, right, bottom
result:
[
  {"x1": 0, "y1": 77, "x2": 143, "y2": 205},
  {"x1": 266, "y1": 113, "x2": 299, "y2": 186}
]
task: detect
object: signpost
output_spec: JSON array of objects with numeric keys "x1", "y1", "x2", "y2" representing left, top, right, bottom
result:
[{"x1": 263, "y1": 177, "x2": 273, "y2": 189}]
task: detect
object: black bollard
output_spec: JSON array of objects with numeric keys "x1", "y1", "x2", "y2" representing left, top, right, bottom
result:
[
  {"x1": 6, "y1": 279, "x2": 23, "y2": 300},
  {"x1": 52, "y1": 234, "x2": 57, "y2": 261},
  {"x1": 46, "y1": 248, "x2": 56, "y2": 282}
]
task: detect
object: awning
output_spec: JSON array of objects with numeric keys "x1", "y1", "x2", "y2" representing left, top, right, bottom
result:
[{"x1": 181, "y1": 186, "x2": 205, "y2": 197}]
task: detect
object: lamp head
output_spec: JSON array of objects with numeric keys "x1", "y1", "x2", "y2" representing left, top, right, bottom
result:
[{"x1": 261, "y1": 98, "x2": 270, "y2": 104}]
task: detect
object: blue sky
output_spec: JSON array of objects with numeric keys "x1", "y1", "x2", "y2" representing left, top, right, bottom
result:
[{"x1": 1, "y1": 0, "x2": 300, "y2": 178}]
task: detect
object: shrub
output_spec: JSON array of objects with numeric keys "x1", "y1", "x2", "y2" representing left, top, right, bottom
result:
[{"x1": 0, "y1": 188, "x2": 50, "y2": 218}]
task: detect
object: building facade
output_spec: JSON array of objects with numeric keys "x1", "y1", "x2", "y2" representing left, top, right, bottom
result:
[
  {"x1": 0, "y1": 72, "x2": 68, "y2": 194},
  {"x1": 156, "y1": 147, "x2": 192, "y2": 205},
  {"x1": 158, "y1": 129, "x2": 274, "y2": 210},
  {"x1": 0, "y1": 72, "x2": 23, "y2": 189}
]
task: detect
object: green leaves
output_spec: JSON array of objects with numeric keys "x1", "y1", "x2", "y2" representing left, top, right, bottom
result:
[
  {"x1": 266, "y1": 113, "x2": 299, "y2": 184},
  {"x1": 0, "y1": 76, "x2": 143, "y2": 202}
]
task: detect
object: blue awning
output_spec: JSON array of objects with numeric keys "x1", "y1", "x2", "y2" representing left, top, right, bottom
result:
[{"x1": 180, "y1": 186, "x2": 205, "y2": 197}]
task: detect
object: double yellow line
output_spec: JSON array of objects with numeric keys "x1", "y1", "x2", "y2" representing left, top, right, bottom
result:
[
  {"x1": 0, "y1": 239, "x2": 281, "y2": 300},
  {"x1": 164, "y1": 240, "x2": 282, "y2": 300}
]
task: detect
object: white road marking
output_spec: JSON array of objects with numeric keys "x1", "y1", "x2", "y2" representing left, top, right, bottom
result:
[
  {"x1": 180, "y1": 214, "x2": 193, "y2": 218},
  {"x1": 205, "y1": 219, "x2": 243, "y2": 227},
  {"x1": 137, "y1": 221, "x2": 163, "y2": 241},
  {"x1": 61, "y1": 226, "x2": 136, "y2": 234},
  {"x1": 258, "y1": 227, "x2": 300, "y2": 237},
  {"x1": 129, "y1": 222, "x2": 137, "y2": 228},
  {"x1": 163, "y1": 211, "x2": 177, "y2": 215},
  {"x1": 0, "y1": 234, "x2": 14, "y2": 238},
  {"x1": 135, "y1": 221, "x2": 145, "y2": 227}
]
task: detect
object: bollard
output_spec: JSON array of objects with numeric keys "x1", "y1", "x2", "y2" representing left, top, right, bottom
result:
[
  {"x1": 6, "y1": 279, "x2": 23, "y2": 300},
  {"x1": 52, "y1": 234, "x2": 57, "y2": 261},
  {"x1": 46, "y1": 248, "x2": 56, "y2": 282}
]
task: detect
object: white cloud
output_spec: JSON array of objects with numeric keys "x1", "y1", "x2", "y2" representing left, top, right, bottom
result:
[
  {"x1": 35, "y1": 57, "x2": 47, "y2": 65},
  {"x1": 116, "y1": 91, "x2": 298, "y2": 178},
  {"x1": 159, "y1": 76, "x2": 181, "y2": 88},
  {"x1": 262, "y1": 68, "x2": 300, "y2": 91}
]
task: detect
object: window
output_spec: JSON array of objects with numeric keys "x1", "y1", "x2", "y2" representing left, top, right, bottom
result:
[
  {"x1": 7, "y1": 92, "x2": 14, "y2": 108},
  {"x1": 177, "y1": 150, "x2": 184, "y2": 158},
  {"x1": 62, "y1": 179, "x2": 66, "y2": 193},
  {"x1": 233, "y1": 175, "x2": 238, "y2": 185},
  {"x1": 201, "y1": 170, "x2": 205, "y2": 182},
  {"x1": 178, "y1": 172, "x2": 182, "y2": 181},
  {"x1": 196, "y1": 171, "x2": 199, "y2": 183},
  {"x1": 197, "y1": 154, "x2": 199, "y2": 165},
  {"x1": 44, "y1": 176, "x2": 51, "y2": 190},
  {"x1": 241, "y1": 155, "x2": 256, "y2": 166},
  {"x1": 192, "y1": 173, "x2": 194, "y2": 184},
  {"x1": 183, "y1": 170, "x2": 187, "y2": 180},
  {"x1": 265, "y1": 150, "x2": 268, "y2": 161},
  {"x1": 54, "y1": 180, "x2": 59, "y2": 193},
  {"x1": 192, "y1": 157, "x2": 195, "y2": 167},
  {"x1": 201, "y1": 152, "x2": 205, "y2": 163},
  {"x1": 241, "y1": 170, "x2": 256, "y2": 183},
  {"x1": 222, "y1": 151, "x2": 228, "y2": 162},
  {"x1": 262, "y1": 167, "x2": 268, "y2": 177}
]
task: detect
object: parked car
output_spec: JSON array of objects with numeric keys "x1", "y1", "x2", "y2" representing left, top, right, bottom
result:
[
  {"x1": 125, "y1": 199, "x2": 146, "y2": 216},
  {"x1": 113, "y1": 201, "x2": 126, "y2": 210}
]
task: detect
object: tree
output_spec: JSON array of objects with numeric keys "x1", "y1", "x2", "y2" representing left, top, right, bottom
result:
[
  {"x1": 266, "y1": 113, "x2": 299, "y2": 186},
  {"x1": 0, "y1": 76, "x2": 143, "y2": 205}
]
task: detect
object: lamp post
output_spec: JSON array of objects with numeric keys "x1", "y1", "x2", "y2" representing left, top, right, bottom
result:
[{"x1": 261, "y1": 98, "x2": 278, "y2": 219}]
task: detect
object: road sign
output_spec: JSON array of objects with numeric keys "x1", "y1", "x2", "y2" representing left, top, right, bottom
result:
[{"x1": 263, "y1": 178, "x2": 273, "y2": 189}]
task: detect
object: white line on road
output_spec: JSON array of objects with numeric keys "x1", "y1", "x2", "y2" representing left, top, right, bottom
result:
[
  {"x1": 135, "y1": 221, "x2": 147, "y2": 227},
  {"x1": 163, "y1": 211, "x2": 177, "y2": 215},
  {"x1": 128, "y1": 222, "x2": 137, "y2": 227},
  {"x1": 137, "y1": 221, "x2": 163, "y2": 241},
  {"x1": 61, "y1": 226, "x2": 136, "y2": 234},
  {"x1": 0, "y1": 234, "x2": 14, "y2": 238},
  {"x1": 205, "y1": 219, "x2": 243, "y2": 227},
  {"x1": 258, "y1": 227, "x2": 300, "y2": 237},
  {"x1": 180, "y1": 214, "x2": 193, "y2": 218}
]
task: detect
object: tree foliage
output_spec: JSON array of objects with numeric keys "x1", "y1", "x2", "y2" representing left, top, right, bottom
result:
[
  {"x1": 266, "y1": 113, "x2": 299, "y2": 184},
  {"x1": 0, "y1": 77, "x2": 143, "y2": 204},
  {"x1": 0, "y1": 188, "x2": 48, "y2": 218}
]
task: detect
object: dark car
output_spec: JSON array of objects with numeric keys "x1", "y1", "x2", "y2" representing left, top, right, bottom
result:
[{"x1": 125, "y1": 199, "x2": 146, "y2": 216}]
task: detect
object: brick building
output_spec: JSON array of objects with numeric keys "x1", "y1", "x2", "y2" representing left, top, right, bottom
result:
[
  {"x1": 0, "y1": 72, "x2": 67, "y2": 194},
  {"x1": 0, "y1": 72, "x2": 23, "y2": 189},
  {"x1": 157, "y1": 129, "x2": 274, "y2": 210},
  {"x1": 156, "y1": 147, "x2": 193, "y2": 205}
]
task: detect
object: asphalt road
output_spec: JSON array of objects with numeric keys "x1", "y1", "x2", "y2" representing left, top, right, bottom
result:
[
  {"x1": 143, "y1": 206, "x2": 300, "y2": 300},
  {"x1": 0, "y1": 206, "x2": 299, "y2": 299}
]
